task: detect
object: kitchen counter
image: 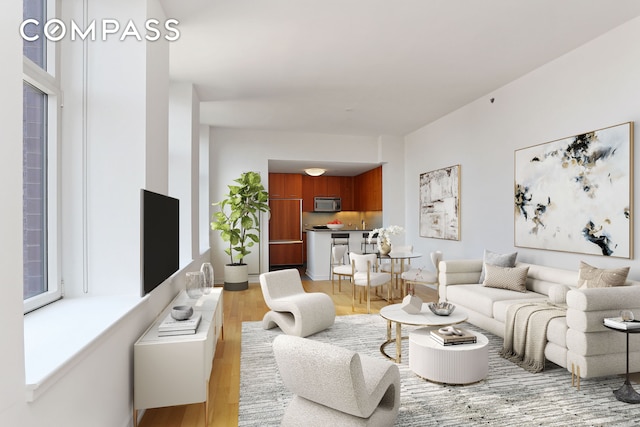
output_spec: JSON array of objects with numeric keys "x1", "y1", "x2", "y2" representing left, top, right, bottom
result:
[{"x1": 305, "y1": 229, "x2": 377, "y2": 280}]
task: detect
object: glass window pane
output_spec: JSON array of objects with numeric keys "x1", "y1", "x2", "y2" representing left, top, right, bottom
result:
[
  {"x1": 23, "y1": 0, "x2": 47, "y2": 69},
  {"x1": 23, "y1": 83, "x2": 48, "y2": 300}
]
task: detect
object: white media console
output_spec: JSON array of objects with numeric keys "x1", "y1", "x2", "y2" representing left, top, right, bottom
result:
[{"x1": 133, "y1": 288, "x2": 224, "y2": 427}]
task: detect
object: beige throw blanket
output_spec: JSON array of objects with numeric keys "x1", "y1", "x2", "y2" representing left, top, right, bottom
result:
[{"x1": 499, "y1": 302, "x2": 566, "y2": 373}]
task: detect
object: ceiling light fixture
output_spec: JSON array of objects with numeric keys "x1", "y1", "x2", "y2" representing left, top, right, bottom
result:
[{"x1": 304, "y1": 168, "x2": 326, "y2": 177}]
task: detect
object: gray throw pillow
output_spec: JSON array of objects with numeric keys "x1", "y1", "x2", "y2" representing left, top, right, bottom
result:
[{"x1": 478, "y1": 249, "x2": 517, "y2": 284}]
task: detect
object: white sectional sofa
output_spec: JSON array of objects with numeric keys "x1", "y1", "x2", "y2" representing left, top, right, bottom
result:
[{"x1": 438, "y1": 259, "x2": 640, "y2": 380}]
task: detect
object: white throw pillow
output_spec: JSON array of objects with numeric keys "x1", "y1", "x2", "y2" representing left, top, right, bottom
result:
[
  {"x1": 548, "y1": 284, "x2": 570, "y2": 305},
  {"x1": 482, "y1": 264, "x2": 529, "y2": 293},
  {"x1": 577, "y1": 261, "x2": 629, "y2": 289}
]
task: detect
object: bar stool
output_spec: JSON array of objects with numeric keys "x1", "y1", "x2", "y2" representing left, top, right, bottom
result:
[{"x1": 361, "y1": 232, "x2": 378, "y2": 254}]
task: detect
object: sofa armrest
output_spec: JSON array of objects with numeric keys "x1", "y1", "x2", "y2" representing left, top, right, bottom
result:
[
  {"x1": 438, "y1": 259, "x2": 482, "y2": 302},
  {"x1": 566, "y1": 285, "x2": 640, "y2": 311},
  {"x1": 439, "y1": 259, "x2": 482, "y2": 286}
]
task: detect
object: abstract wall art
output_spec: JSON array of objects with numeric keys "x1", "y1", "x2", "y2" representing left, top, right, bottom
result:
[
  {"x1": 420, "y1": 164, "x2": 460, "y2": 240},
  {"x1": 514, "y1": 122, "x2": 633, "y2": 258}
]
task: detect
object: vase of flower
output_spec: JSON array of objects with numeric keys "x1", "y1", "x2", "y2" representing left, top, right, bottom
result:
[{"x1": 368, "y1": 225, "x2": 404, "y2": 254}]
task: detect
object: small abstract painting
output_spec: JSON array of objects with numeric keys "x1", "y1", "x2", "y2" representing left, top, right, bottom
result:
[
  {"x1": 420, "y1": 165, "x2": 460, "y2": 240},
  {"x1": 514, "y1": 122, "x2": 633, "y2": 258}
]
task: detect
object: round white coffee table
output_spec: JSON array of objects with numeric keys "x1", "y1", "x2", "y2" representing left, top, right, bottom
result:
[
  {"x1": 379, "y1": 303, "x2": 468, "y2": 363},
  {"x1": 409, "y1": 327, "x2": 489, "y2": 384}
]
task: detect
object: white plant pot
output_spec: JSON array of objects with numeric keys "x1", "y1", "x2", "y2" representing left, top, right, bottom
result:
[{"x1": 224, "y1": 264, "x2": 249, "y2": 291}]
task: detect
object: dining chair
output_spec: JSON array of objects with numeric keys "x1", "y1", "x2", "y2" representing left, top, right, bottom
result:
[
  {"x1": 350, "y1": 253, "x2": 392, "y2": 313},
  {"x1": 401, "y1": 251, "x2": 443, "y2": 297},
  {"x1": 331, "y1": 245, "x2": 353, "y2": 293}
]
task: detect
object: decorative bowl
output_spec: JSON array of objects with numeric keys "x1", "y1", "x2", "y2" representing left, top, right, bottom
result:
[
  {"x1": 171, "y1": 305, "x2": 194, "y2": 321},
  {"x1": 428, "y1": 302, "x2": 456, "y2": 316},
  {"x1": 326, "y1": 223, "x2": 344, "y2": 230}
]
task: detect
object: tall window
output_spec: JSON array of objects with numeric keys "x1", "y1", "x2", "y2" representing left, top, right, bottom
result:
[
  {"x1": 23, "y1": 83, "x2": 48, "y2": 300},
  {"x1": 23, "y1": 0, "x2": 61, "y2": 312}
]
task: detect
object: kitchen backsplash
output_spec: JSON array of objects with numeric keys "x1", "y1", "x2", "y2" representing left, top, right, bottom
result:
[{"x1": 303, "y1": 211, "x2": 382, "y2": 230}]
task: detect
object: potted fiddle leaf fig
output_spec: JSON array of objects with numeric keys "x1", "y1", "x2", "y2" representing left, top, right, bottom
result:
[{"x1": 211, "y1": 171, "x2": 270, "y2": 290}]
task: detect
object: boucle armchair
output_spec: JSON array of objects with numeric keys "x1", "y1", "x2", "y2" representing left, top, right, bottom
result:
[
  {"x1": 260, "y1": 268, "x2": 335, "y2": 338},
  {"x1": 272, "y1": 335, "x2": 400, "y2": 427}
]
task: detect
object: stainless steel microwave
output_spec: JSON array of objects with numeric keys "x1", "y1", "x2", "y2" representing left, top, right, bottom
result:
[{"x1": 314, "y1": 197, "x2": 341, "y2": 212}]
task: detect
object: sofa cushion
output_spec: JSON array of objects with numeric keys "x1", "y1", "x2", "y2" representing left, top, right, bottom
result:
[
  {"x1": 492, "y1": 295, "x2": 549, "y2": 323},
  {"x1": 483, "y1": 264, "x2": 528, "y2": 292},
  {"x1": 478, "y1": 249, "x2": 518, "y2": 283},
  {"x1": 577, "y1": 261, "x2": 630, "y2": 289},
  {"x1": 519, "y1": 262, "x2": 579, "y2": 296},
  {"x1": 448, "y1": 284, "x2": 545, "y2": 319},
  {"x1": 546, "y1": 316, "x2": 567, "y2": 348}
]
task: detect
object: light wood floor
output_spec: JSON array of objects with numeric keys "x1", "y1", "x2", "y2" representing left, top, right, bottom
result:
[{"x1": 137, "y1": 274, "x2": 437, "y2": 427}]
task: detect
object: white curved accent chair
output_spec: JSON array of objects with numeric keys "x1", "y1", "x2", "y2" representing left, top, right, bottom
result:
[
  {"x1": 260, "y1": 269, "x2": 335, "y2": 338},
  {"x1": 272, "y1": 335, "x2": 401, "y2": 427},
  {"x1": 401, "y1": 251, "x2": 443, "y2": 296},
  {"x1": 350, "y1": 253, "x2": 392, "y2": 313},
  {"x1": 331, "y1": 245, "x2": 352, "y2": 294}
]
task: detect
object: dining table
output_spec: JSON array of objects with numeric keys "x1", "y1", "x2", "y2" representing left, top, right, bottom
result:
[{"x1": 378, "y1": 250, "x2": 423, "y2": 301}]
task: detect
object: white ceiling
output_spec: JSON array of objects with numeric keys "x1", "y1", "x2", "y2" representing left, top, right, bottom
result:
[{"x1": 161, "y1": 0, "x2": 640, "y2": 139}]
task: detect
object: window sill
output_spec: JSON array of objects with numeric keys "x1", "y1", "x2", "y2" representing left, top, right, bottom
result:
[{"x1": 23, "y1": 294, "x2": 144, "y2": 402}]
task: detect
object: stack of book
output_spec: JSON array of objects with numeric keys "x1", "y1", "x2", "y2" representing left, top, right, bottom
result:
[
  {"x1": 430, "y1": 328, "x2": 477, "y2": 346},
  {"x1": 158, "y1": 312, "x2": 202, "y2": 337},
  {"x1": 603, "y1": 317, "x2": 640, "y2": 331}
]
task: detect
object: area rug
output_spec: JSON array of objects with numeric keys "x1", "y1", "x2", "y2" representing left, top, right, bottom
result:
[{"x1": 239, "y1": 314, "x2": 638, "y2": 426}]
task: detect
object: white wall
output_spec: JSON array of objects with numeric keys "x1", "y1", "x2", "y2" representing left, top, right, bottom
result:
[
  {"x1": 200, "y1": 125, "x2": 211, "y2": 255},
  {"x1": 209, "y1": 128, "x2": 405, "y2": 280},
  {"x1": 1, "y1": 1, "x2": 209, "y2": 426},
  {"x1": 0, "y1": 1, "x2": 26, "y2": 421},
  {"x1": 405, "y1": 16, "x2": 640, "y2": 277},
  {"x1": 169, "y1": 82, "x2": 200, "y2": 265}
]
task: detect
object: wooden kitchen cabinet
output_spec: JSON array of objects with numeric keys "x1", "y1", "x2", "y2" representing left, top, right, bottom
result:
[
  {"x1": 312, "y1": 176, "x2": 328, "y2": 197},
  {"x1": 269, "y1": 242, "x2": 304, "y2": 266},
  {"x1": 269, "y1": 199, "x2": 302, "y2": 241},
  {"x1": 302, "y1": 175, "x2": 330, "y2": 212},
  {"x1": 340, "y1": 176, "x2": 354, "y2": 211},
  {"x1": 326, "y1": 176, "x2": 341, "y2": 197},
  {"x1": 296, "y1": 167, "x2": 381, "y2": 212},
  {"x1": 354, "y1": 166, "x2": 382, "y2": 211},
  {"x1": 268, "y1": 173, "x2": 302, "y2": 198}
]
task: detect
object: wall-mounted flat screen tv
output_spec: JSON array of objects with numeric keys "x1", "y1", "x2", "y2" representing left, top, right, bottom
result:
[{"x1": 141, "y1": 189, "x2": 179, "y2": 297}]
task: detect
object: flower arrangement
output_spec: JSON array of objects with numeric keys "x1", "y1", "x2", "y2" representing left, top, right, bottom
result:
[{"x1": 367, "y1": 225, "x2": 404, "y2": 251}]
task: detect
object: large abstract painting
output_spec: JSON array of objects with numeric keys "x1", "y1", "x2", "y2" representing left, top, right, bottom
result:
[
  {"x1": 514, "y1": 122, "x2": 633, "y2": 258},
  {"x1": 420, "y1": 165, "x2": 460, "y2": 240}
]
